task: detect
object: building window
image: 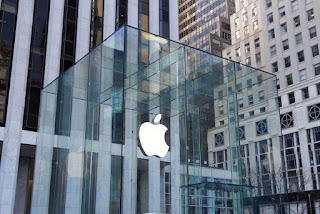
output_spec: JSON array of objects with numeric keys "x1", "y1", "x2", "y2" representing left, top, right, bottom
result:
[
  {"x1": 245, "y1": 43, "x2": 250, "y2": 53},
  {"x1": 272, "y1": 62, "x2": 278, "y2": 72},
  {"x1": 291, "y1": 0, "x2": 298, "y2": 11},
  {"x1": 255, "y1": 38, "x2": 260, "y2": 48},
  {"x1": 260, "y1": 107, "x2": 266, "y2": 113},
  {"x1": 220, "y1": 120, "x2": 224, "y2": 126},
  {"x1": 279, "y1": 6, "x2": 286, "y2": 17},
  {"x1": 309, "y1": 26, "x2": 317, "y2": 39},
  {"x1": 243, "y1": 12, "x2": 248, "y2": 22},
  {"x1": 160, "y1": 0, "x2": 170, "y2": 39},
  {"x1": 247, "y1": 79, "x2": 252, "y2": 89},
  {"x1": 236, "y1": 48, "x2": 241, "y2": 57},
  {"x1": 308, "y1": 103, "x2": 320, "y2": 121},
  {"x1": 288, "y1": 92, "x2": 295, "y2": 104},
  {"x1": 286, "y1": 74, "x2": 293, "y2": 85},
  {"x1": 307, "y1": 9, "x2": 314, "y2": 21},
  {"x1": 239, "y1": 126, "x2": 246, "y2": 140},
  {"x1": 250, "y1": 111, "x2": 255, "y2": 116},
  {"x1": 295, "y1": 33, "x2": 302, "y2": 45},
  {"x1": 259, "y1": 91, "x2": 265, "y2": 101},
  {"x1": 311, "y1": 45, "x2": 319, "y2": 57},
  {"x1": 256, "y1": 119, "x2": 268, "y2": 135},
  {"x1": 283, "y1": 39, "x2": 289, "y2": 51},
  {"x1": 90, "y1": 0, "x2": 104, "y2": 50},
  {"x1": 297, "y1": 50, "x2": 305, "y2": 62},
  {"x1": 280, "y1": 22, "x2": 287, "y2": 34},
  {"x1": 218, "y1": 90, "x2": 223, "y2": 99},
  {"x1": 281, "y1": 112, "x2": 294, "y2": 128},
  {"x1": 23, "y1": 0, "x2": 50, "y2": 131},
  {"x1": 246, "y1": 57, "x2": 251, "y2": 65},
  {"x1": 266, "y1": 0, "x2": 272, "y2": 8},
  {"x1": 270, "y1": 45, "x2": 276, "y2": 56},
  {"x1": 238, "y1": 98, "x2": 244, "y2": 108},
  {"x1": 278, "y1": 97, "x2": 282, "y2": 107},
  {"x1": 256, "y1": 53, "x2": 261, "y2": 62},
  {"x1": 257, "y1": 74, "x2": 263, "y2": 85},
  {"x1": 139, "y1": 0, "x2": 149, "y2": 31},
  {"x1": 252, "y1": 7, "x2": 257, "y2": 16},
  {"x1": 267, "y1": 13, "x2": 273, "y2": 24},
  {"x1": 244, "y1": 25, "x2": 249, "y2": 34},
  {"x1": 219, "y1": 105, "x2": 224, "y2": 115},
  {"x1": 222, "y1": 32, "x2": 231, "y2": 40},
  {"x1": 60, "y1": 0, "x2": 79, "y2": 73},
  {"x1": 248, "y1": 94, "x2": 254, "y2": 105},
  {"x1": 284, "y1": 56, "x2": 291, "y2": 68},
  {"x1": 239, "y1": 114, "x2": 244, "y2": 120},
  {"x1": 235, "y1": 18, "x2": 239, "y2": 26},
  {"x1": 236, "y1": 30, "x2": 240, "y2": 39},
  {"x1": 302, "y1": 87, "x2": 309, "y2": 99},
  {"x1": 215, "y1": 132, "x2": 224, "y2": 147},
  {"x1": 0, "y1": 0, "x2": 20, "y2": 119},
  {"x1": 116, "y1": 0, "x2": 128, "y2": 30},
  {"x1": 314, "y1": 63, "x2": 320, "y2": 76},
  {"x1": 253, "y1": 20, "x2": 258, "y2": 30},
  {"x1": 299, "y1": 69, "x2": 307, "y2": 81},
  {"x1": 269, "y1": 29, "x2": 275, "y2": 40},
  {"x1": 293, "y1": 16, "x2": 300, "y2": 27}
]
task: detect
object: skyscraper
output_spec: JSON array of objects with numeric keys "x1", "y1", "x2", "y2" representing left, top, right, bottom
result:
[
  {"x1": 178, "y1": 0, "x2": 235, "y2": 55},
  {"x1": 224, "y1": 0, "x2": 320, "y2": 212}
]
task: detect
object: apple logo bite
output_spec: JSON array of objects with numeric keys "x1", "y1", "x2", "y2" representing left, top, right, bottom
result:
[{"x1": 139, "y1": 114, "x2": 169, "y2": 158}]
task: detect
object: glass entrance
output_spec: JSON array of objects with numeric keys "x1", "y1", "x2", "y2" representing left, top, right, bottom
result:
[{"x1": 31, "y1": 25, "x2": 287, "y2": 214}]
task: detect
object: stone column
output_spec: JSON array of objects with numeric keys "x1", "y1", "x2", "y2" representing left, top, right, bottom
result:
[
  {"x1": 122, "y1": 15, "x2": 138, "y2": 212},
  {"x1": 128, "y1": 0, "x2": 139, "y2": 28},
  {"x1": 30, "y1": 90, "x2": 57, "y2": 214},
  {"x1": 170, "y1": 62, "x2": 181, "y2": 213},
  {"x1": 122, "y1": 104, "x2": 138, "y2": 214},
  {"x1": 13, "y1": 157, "x2": 31, "y2": 214},
  {"x1": 169, "y1": 0, "x2": 179, "y2": 41},
  {"x1": 103, "y1": 0, "x2": 116, "y2": 39},
  {"x1": 147, "y1": 2, "x2": 161, "y2": 212},
  {"x1": 95, "y1": 104, "x2": 113, "y2": 214},
  {"x1": 43, "y1": 0, "x2": 65, "y2": 87},
  {"x1": 148, "y1": 156, "x2": 160, "y2": 212},
  {"x1": 64, "y1": 96, "x2": 87, "y2": 213},
  {"x1": 61, "y1": 1, "x2": 91, "y2": 212},
  {"x1": 30, "y1": 0, "x2": 64, "y2": 212},
  {"x1": 0, "y1": 0, "x2": 34, "y2": 213},
  {"x1": 95, "y1": 46, "x2": 114, "y2": 213},
  {"x1": 296, "y1": 106, "x2": 313, "y2": 191},
  {"x1": 75, "y1": 0, "x2": 91, "y2": 61}
]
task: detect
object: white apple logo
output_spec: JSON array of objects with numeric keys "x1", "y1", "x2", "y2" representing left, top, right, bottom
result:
[{"x1": 139, "y1": 114, "x2": 169, "y2": 158}]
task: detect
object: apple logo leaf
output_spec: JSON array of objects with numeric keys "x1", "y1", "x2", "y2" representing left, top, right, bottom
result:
[{"x1": 154, "y1": 114, "x2": 162, "y2": 124}]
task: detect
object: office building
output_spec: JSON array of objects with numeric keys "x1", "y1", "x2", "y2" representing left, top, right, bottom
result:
[
  {"x1": 223, "y1": 0, "x2": 320, "y2": 212},
  {"x1": 178, "y1": 0, "x2": 235, "y2": 54}
]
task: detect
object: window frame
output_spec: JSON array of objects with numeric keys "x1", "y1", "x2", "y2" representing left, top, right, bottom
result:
[{"x1": 288, "y1": 92, "x2": 295, "y2": 104}]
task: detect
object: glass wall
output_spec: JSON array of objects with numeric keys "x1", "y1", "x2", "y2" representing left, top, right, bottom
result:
[{"x1": 31, "y1": 25, "x2": 287, "y2": 214}]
